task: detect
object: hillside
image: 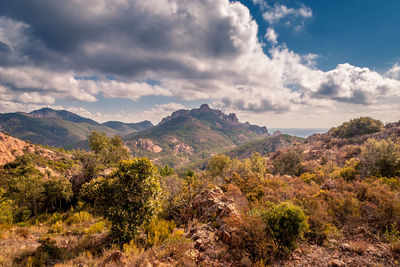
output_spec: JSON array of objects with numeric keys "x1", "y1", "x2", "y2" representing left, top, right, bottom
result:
[
  {"x1": 226, "y1": 134, "x2": 304, "y2": 159},
  {"x1": 124, "y1": 104, "x2": 270, "y2": 167},
  {"x1": 1, "y1": 117, "x2": 400, "y2": 266},
  {"x1": 0, "y1": 108, "x2": 152, "y2": 148}
]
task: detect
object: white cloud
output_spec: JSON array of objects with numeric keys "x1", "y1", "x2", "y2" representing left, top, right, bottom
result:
[
  {"x1": 265, "y1": 27, "x2": 278, "y2": 44},
  {"x1": 386, "y1": 64, "x2": 400, "y2": 80},
  {"x1": 262, "y1": 4, "x2": 312, "y2": 24},
  {"x1": 0, "y1": 0, "x2": 399, "y2": 126}
]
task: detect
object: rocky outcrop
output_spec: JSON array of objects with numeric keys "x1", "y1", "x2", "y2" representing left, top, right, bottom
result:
[
  {"x1": 184, "y1": 188, "x2": 242, "y2": 266},
  {"x1": 185, "y1": 187, "x2": 239, "y2": 225},
  {"x1": 0, "y1": 132, "x2": 34, "y2": 165},
  {"x1": 134, "y1": 139, "x2": 163, "y2": 153},
  {"x1": 174, "y1": 143, "x2": 193, "y2": 153}
]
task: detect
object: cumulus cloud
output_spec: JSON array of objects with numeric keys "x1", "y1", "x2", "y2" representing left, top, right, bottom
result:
[
  {"x1": 386, "y1": 64, "x2": 400, "y2": 80},
  {"x1": 0, "y1": 0, "x2": 398, "y2": 119},
  {"x1": 265, "y1": 27, "x2": 278, "y2": 44}
]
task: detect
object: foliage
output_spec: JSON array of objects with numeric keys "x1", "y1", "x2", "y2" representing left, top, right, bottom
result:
[
  {"x1": 88, "y1": 132, "x2": 130, "y2": 166},
  {"x1": 144, "y1": 218, "x2": 176, "y2": 247},
  {"x1": 80, "y1": 158, "x2": 161, "y2": 244},
  {"x1": 160, "y1": 165, "x2": 174, "y2": 177},
  {"x1": 272, "y1": 147, "x2": 304, "y2": 176},
  {"x1": 329, "y1": 117, "x2": 384, "y2": 138},
  {"x1": 0, "y1": 188, "x2": 13, "y2": 224},
  {"x1": 339, "y1": 158, "x2": 360, "y2": 181},
  {"x1": 259, "y1": 202, "x2": 308, "y2": 254},
  {"x1": 360, "y1": 138, "x2": 400, "y2": 177},
  {"x1": 208, "y1": 154, "x2": 231, "y2": 177}
]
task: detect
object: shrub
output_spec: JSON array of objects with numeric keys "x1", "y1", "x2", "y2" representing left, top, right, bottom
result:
[
  {"x1": 260, "y1": 202, "x2": 308, "y2": 254},
  {"x1": 65, "y1": 211, "x2": 93, "y2": 225},
  {"x1": 0, "y1": 188, "x2": 13, "y2": 224},
  {"x1": 144, "y1": 218, "x2": 176, "y2": 247},
  {"x1": 80, "y1": 158, "x2": 161, "y2": 244},
  {"x1": 339, "y1": 158, "x2": 360, "y2": 181},
  {"x1": 272, "y1": 147, "x2": 304, "y2": 176},
  {"x1": 84, "y1": 221, "x2": 107, "y2": 235},
  {"x1": 329, "y1": 117, "x2": 383, "y2": 138},
  {"x1": 360, "y1": 138, "x2": 400, "y2": 177}
]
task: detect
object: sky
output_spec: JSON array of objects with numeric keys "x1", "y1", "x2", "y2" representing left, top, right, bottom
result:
[{"x1": 0, "y1": 0, "x2": 399, "y2": 128}]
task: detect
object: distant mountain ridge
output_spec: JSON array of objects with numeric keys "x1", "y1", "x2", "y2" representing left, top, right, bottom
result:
[
  {"x1": 0, "y1": 108, "x2": 153, "y2": 147},
  {"x1": 29, "y1": 108, "x2": 99, "y2": 125}
]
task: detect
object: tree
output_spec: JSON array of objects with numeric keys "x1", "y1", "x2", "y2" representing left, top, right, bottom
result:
[
  {"x1": 360, "y1": 138, "x2": 400, "y2": 177},
  {"x1": 80, "y1": 158, "x2": 161, "y2": 244},
  {"x1": 88, "y1": 132, "x2": 130, "y2": 166},
  {"x1": 208, "y1": 154, "x2": 231, "y2": 177},
  {"x1": 160, "y1": 165, "x2": 174, "y2": 177},
  {"x1": 43, "y1": 176, "x2": 73, "y2": 212}
]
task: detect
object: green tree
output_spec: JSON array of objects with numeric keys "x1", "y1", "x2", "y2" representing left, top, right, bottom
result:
[
  {"x1": 360, "y1": 138, "x2": 400, "y2": 177},
  {"x1": 160, "y1": 165, "x2": 174, "y2": 177},
  {"x1": 88, "y1": 131, "x2": 130, "y2": 166},
  {"x1": 0, "y1": 188, "x2": 13, "y2": 224},
  {"x1": 329, "y1": 117, "x2": 384, "y2": 138},
  {"x1": 208, "y1": 154, "x2": 231, "y2": 177},
  {"x1": 43, "y1": 176, "x2": 73, "y2": 212},
  {"x1": 80, "y1": 158, "x2": 161, "y2": 244}
]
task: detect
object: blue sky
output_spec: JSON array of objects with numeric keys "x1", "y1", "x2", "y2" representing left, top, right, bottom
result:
[
  {"x1": 0, "y1": 0, "x2": 399, "y2": 128},
  {"x1": 244, "y1": 0, "x2": 400, "y2": 71}
]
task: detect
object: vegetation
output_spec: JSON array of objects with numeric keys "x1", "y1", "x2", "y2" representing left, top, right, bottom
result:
[
  {"x1": 329, "y1": 117, "x2": 384, "y2": 138},
  {"x1": 80, "y1": 158, "x2": 161, "y2": 244},
  {"x1": 1, "y1": 116, "x2": 400, "y2": 266}
]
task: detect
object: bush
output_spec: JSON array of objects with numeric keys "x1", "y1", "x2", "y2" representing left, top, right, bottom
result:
[
  {"x1": 144, "y1": 218, "x2": 176, "y2": 247},
  {"x1": 272, "y1": 147, "x2": 304, "y2": 176},
  {"x1": 80, "y1": 158, "x2": 161, "y2": 244},
  {"x1": 260, "y1": 202, "x2": 308, "y2": 254},
  {"x1": 0, "y1": 188, "x2": 13, "y2": 224},
  {"x1": 329, "y1": 117, "x2": 383, "y2": 138},
  {"x1": 360, "y1": 138, "x2": 400, "y2": 177},
  {"x1": 339, "y1": 158, "x2": 360, "y2": 181}
]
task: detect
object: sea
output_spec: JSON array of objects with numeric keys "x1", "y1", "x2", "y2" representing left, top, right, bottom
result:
[{"x1": 269, "y1": 128, "x2": 329, "y2": 138}]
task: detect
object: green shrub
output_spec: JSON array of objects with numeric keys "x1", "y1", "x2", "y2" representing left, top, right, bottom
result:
[
  {"x1": 360, "y1": 138, "x2": 400, "y2": 177},
  {"x1": 339, "y1": 159, "x2": 360, "y2": 181},
  {"x1": 144, "y1": 218, "x2": 176, "y2": 247},
  {"x1": 65, "y1": 211, "x2": 93, "y2": 225},
  {"x1": 329, "y1": 117, "x2": 383, "y2": 138},
  {"x1": 80, "y1": 158, "x2": 161, "y2": 244},
  {"x1": 84, "y1": 221, "x2": 107, "y2": 235},
  {"x1": 272, "y1": 147, "x2": 304, "y2": 176},
  {"x1": 260, "y1": 202, "x2": 308, "y2": 254},
  {"x1": 0, "y1": 188, "x2": 13, "y2": 224}
]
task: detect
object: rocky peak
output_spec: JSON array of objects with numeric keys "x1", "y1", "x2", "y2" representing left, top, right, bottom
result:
[{"x1": 199, "y1": 103, "x2": 211, "y2": 113}]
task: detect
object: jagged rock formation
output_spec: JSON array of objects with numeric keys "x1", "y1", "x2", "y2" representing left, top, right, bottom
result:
[{"x1": 159, "y1": 104, "x2": 268, "y2": 135}]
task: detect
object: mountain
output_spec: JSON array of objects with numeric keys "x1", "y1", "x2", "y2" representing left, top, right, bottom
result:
[
  {"x1": 226, "y1": 134, "x2": 304, "y2": 159},
  {"x1": 29, "y1": 108, "x2": 99, "y2": 125},
  {"x1": 102, "y1": 120, "x2": 153, "y2": 136},
  {"x1": 124, "y1": 104, "x2": 270, "y2": 167},
  {"x1": 0, "y1": 108, "x2": 152, "y2": 147}
]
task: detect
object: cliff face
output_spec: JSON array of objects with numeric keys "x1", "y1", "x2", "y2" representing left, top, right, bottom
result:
[{"x1": 159, "y1": 104, "x2": 269, "y2": 136}]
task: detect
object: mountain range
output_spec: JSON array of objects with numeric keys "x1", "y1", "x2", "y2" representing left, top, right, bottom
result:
[
  {"x1": 0, "y1": 108, "x2": 153, "y2": 147},
  {"x1": 0, "y1": 104, "x2": 300, "y2": 167}
]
